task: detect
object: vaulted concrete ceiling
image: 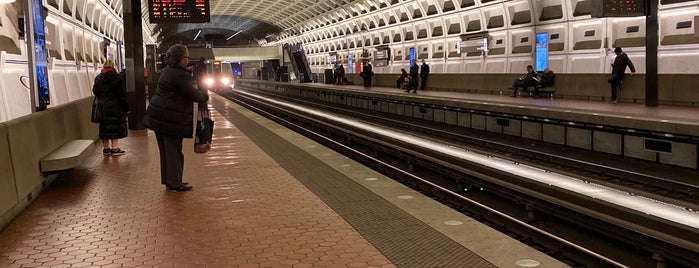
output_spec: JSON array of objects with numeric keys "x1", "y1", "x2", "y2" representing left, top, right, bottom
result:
[{"x1": 145, "y1": 0, "x2": 367, "y2": 48}]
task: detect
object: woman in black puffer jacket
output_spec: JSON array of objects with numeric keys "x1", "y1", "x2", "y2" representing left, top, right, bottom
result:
[
  {"x1": 92, "y1": 60, "x2": 130, "y2": 156},
  {"x1": 143, "y1": 44, "x2": 209, "y2": 192}
]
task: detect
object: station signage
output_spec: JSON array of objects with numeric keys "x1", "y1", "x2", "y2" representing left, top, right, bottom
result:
[
  {"x1": 374, "y1": 47, "x2": 390, "y2": 67},
  {"x1": 375, "y1": 49, "x2": 389, "y2": 60},
  {"x1": 592, "y1": 0, "x2": 647, "y2": 17},
  {"x1": 456, "y1": 38, "x2": 488, "y2": 54},
  {"x1": 148, "y1": 0, "x2": 211, "y2": 23}
]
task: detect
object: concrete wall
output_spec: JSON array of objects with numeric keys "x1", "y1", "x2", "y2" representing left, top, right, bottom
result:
[{"x1": 0, "y1": 97, "x2": 97, "y2": 231}]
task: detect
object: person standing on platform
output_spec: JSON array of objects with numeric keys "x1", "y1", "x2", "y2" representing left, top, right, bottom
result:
[
  {"x1": 608, "y1": 47, "x2": 635, "y2": 103},
  {"x1": 407, "y1": 59, "x2": 419, "y2": 93},
  {"x1": 362, "y1": 62, "x2": 373, "y2": 87},
  {"x1": 335, "y1": 64, "x2": 345, "y2": 85},
  {"x1": 143, "y1": 44, "x2": 209, "y2": 192},
  {"x1": 419, "y1": 59, "x2": 430, "y2": 91},
  {"x1": 92, "y1": 59, "x2": 129, "y2": 156}
]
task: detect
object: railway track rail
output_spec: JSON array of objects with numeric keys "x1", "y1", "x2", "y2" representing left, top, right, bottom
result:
[{"x1": 220, "y1": 87, "x2": 699, "y2": 267}]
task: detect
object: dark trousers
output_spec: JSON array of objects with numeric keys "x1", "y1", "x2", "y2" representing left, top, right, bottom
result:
[
  {"x1": 363, "y1": 78, "x2": 372, "y2": 87},
  {"x1": 420, "y1": 76, "x2": 428, "y2": 90},
  {"x1": 335, "y1": 75, "x2": 343, "y2": 85},
  {"x1": 511, "y1": 79, "x2": 525, "y2": 95},
  {"x1": 407, "y1": 77, "x2": 418, "y2": 91},
  {"x1": 155, "y1": 132, "x2": 184, "y2": 187},
  {"x1": 608, "y1": 73, "x2": 624, "y2": 101}
]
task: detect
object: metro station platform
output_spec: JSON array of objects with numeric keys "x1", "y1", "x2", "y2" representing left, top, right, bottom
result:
[
  {"x1": 0, "y1": 94, "x2": 565, "y2": 267},
  {"x1": 294, "y1": 81, "x2": 699, "y2": 126},
  {"x1": 239, "y1": 79, "x2": 699, "y2": 170}
]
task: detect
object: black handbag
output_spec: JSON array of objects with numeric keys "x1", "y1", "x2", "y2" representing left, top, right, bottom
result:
[
  {"x1": 194, "y1": 105, "x2": 214, "y2": 153},
  {"x1": 90, "y1": 97, "x2": 101, "y2": 123}
]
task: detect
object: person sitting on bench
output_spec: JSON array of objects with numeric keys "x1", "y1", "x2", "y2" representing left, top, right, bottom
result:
[
  {"x1": 539, "y1": 67, "x2": 555, "y2": 88},
  {"x1": 396, "y1": 68, "x2": 408, "y2": 89},
  {"x1": 511, "y1": 65, "x2": 538, "y2": 97}
]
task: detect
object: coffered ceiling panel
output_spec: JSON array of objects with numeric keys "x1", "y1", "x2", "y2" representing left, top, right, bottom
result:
[{"x1": 144, "y1": 0, "x2": 370, "y2": 47}]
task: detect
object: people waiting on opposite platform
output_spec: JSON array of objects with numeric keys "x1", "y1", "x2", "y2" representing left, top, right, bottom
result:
[
  {"x1": 510, "y1": 65, "x2": 539, "y2": 97},
  {"x1": 334, "y1": 63, "x2": 345, "y2": 85},
  {"x1": 396, "y1": 68, "x2": 408, "y2": 89}
]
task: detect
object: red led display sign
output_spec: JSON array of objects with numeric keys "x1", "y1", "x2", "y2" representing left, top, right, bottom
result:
[
  {"x1": 592, "y1": 0, "x2": 647, "y2": 17},
  {"x1": 148, "y1": 0, "x2": 210, "y2": 23}
]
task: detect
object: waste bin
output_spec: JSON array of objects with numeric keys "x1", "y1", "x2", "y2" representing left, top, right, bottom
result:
[{"x1": 324, "y1": 69, "x2": 334, "y2": 84}]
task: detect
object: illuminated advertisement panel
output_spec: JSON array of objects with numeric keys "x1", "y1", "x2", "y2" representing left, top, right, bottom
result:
[
  {"x1": 535, "y1": 32, "x2": 548, "y2": 72},
  {"x1": 33, "y1": 0, "x2": 50, "y2": 107}
]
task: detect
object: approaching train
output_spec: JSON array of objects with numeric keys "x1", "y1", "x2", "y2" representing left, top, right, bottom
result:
[
  {"x1": 1, "y1": 0, "x2": 699, "y2": 123},
  {"x1": 202, "y1": 60, "x2": 234, "y2": 91}
]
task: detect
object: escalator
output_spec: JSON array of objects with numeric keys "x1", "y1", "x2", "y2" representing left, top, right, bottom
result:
[{"x1": 284, "y1": 43, "x2": 313, "y2": 83}]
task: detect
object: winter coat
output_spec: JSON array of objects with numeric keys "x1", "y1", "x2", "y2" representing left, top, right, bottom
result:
[
  {"x1": 92, "y1": 68, "x2": 129, "y2": 139},
  {"x1": 612, "y1": 52, "x2": 636, "y2": 75},
  {"x1": 420, "y1": 63, "x2": 430, "y2": 78},
  {"x1": 409, "y1": 64, "x2": 419, "y2": 77},
  {"x1": 540, "y1": 71, "x2": 555, "y2": 87},
  {"x1": 143, "y1": 65, "x2": 209, "y2": 138},
  {"x1": 523, "y1": 70, "x2": 539, "y2": 87}
]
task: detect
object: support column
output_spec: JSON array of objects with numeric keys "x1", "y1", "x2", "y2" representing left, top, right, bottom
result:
[
  {"x1": 645, "y1": 0, "x2": 659, "y2": 107},
  {"x1": 122, "y1": 1, "x2": 146, "y2": 129}
]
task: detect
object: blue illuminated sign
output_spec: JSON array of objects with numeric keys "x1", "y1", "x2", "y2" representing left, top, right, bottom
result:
[
  {"x1": 117, "y1": 41, "x2": 124, "y2": 70},
  {"x1": 535, "y1": 32, "x2": 548, "y2": 72},
  {"x1": 33, "y1": 0, "x2": 50, "y2": 106},
  {"x1": 348, "y1": 54, "x2": 354, "y2": 73},
  {"x1": 409, "y1": 47, "x2": 415, "y2": 67}
]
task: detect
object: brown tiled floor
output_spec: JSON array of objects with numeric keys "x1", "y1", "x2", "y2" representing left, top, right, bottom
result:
[{"x1": 0, "y1": 108, "x2": 394, "y2": 267}]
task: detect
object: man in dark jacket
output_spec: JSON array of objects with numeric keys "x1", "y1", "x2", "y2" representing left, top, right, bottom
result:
[
  {"x1": 407, "y1": 59, "x2": 419, "y2": 93},
  {"x1": 511, "y1": 65, "x2": 538, "y2": 97},
  {"x1": 419, "y1": 59, "x2": 430, "y2": 91},
  {"x1": 608, "y1": 47, "x2": 636, "y2": 103},
  {"x1": 143, "y1": 44, "x2": 209, "y2": 192}
]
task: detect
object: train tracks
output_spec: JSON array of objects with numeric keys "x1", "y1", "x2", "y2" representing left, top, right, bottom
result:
[{"x1": 220, "y1": 87, "x2": 699, "y2": 268}]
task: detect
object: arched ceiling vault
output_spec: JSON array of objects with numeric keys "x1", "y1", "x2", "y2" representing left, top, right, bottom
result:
[{"x1": 143, "y1": 0, "x2": 370, "y2": 47}]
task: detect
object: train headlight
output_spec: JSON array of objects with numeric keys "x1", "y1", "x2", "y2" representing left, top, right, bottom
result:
[
  {"x1": 204, "y1": 78, "x2": 214, "y2": 86},
  {"x1": 221, "y1": 77, "x2": 230, "y2": 85}
]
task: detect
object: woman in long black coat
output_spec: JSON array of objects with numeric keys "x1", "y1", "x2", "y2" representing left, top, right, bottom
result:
[
  {"x1": 362, "y1": 63, "x2": 373, "y2": 87},
  {"x1": 92, "y1": 60, "x2": 130, "y2": 156},
  {"x1": 143, "y1": 44, "x2": 209, "y2": 192}
]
